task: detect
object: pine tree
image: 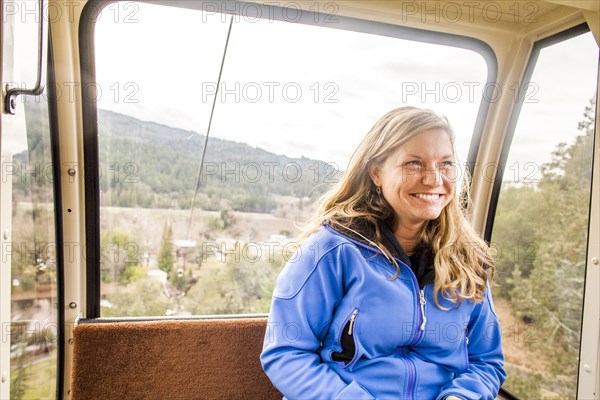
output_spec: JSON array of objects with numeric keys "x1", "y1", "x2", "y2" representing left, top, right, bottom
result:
[
  {"x1": 493, "y1": 98, "x2": 595, "y2": 397},
  {"x1": 158, "y1": 223, "x2": 175, "y2": 274}
]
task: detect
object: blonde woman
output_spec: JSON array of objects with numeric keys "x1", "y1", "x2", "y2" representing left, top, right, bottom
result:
[{"x1": 261, "y1": 107, "x2": 506, "y2": 399}]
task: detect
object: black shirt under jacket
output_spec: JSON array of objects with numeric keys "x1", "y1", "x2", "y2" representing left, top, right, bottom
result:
[{"x1": 331, "y1": 218, "x2": 435, "y2": 289}]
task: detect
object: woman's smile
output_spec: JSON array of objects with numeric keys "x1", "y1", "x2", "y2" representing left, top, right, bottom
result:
[{"x1": 411, "y1": 193, "x2": 445, "y2": 201}]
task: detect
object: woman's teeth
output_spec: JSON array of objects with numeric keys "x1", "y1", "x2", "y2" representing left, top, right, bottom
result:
[{"x1": 413, "y1": 193, "x2": 441, "y2": 200}]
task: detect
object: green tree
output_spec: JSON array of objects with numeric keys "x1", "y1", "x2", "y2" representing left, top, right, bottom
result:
[
  {"x1": 100, "y1": 229, "x2": 140, "y2": 284},
  {"x1": 157, "y1": 222, "x2": 175, "y2": 274},
  {"x1": 493, "y1": 98, "x2": 595, "y2": 398},
  {"x1": 183, "y1": 243, "x2": 286, "y2": 314},
  {"x1": 102, "y1": 277, "x2": 171, "y2": 317}
]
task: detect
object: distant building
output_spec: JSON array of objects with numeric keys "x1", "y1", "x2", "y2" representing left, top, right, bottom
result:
[{"x1": 148, "y1": 268, "x2": 168, "y2": 284}]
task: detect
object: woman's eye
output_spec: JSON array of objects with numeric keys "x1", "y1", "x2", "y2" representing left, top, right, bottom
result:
[
  {"x1": 403, "y1": 160, "x2": 422, "y2": 167},
  {"x1": 439, "y1": 161, "x2": 455, "y2": 168}
]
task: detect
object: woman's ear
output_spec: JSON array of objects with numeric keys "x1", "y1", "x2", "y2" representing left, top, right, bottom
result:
[{"x1": 368, "y1": 162, "x2": 381, "y2": 187}]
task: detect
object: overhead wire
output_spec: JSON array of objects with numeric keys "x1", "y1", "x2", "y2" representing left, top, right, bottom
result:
[{"x1": 186, "y1": 15, "x2": 234, "y2": 240}]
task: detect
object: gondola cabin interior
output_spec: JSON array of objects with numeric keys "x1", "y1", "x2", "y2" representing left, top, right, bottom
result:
[{"x1": 1, "y1": 0, "x2": 599, "y2": 399}]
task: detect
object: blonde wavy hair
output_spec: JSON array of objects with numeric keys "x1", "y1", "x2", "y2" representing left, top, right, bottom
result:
[{"x1": 304, "y1": 106, "x2": 494, "y2": 307}]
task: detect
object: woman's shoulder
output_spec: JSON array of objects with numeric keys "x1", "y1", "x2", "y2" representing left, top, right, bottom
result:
[
  {"x1": 301, "y1": 225, "x2": 358, "y2": 251},
  {"x1": 273, "y1": 226, "x2": 355, "y2": 299}
]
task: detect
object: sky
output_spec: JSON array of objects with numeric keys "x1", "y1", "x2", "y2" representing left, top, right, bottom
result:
[
  {"x1": 13, "y1": 1, "x2": 600, "y2": 177},
  {"x1": 91, "y1": 2, "x2": 487, "y2": 167}
]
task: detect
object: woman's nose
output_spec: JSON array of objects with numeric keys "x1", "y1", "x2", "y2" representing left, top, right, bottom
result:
[{"x1": 421, "y1": 166, "x2": 442, "y2": 186}]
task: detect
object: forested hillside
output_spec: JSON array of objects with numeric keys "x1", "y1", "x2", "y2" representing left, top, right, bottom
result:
[
  {"x1": 491, "y1": 99, "x2": 595, "y2": 397},
  {"x1": 20, "y1": 101, "x2": 340, "y2": 212}
]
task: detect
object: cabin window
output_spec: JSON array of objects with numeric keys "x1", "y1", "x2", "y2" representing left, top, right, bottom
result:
[
  {"x1": 89, "y1": 1, "x2": 490, "y2": 317},
  {"x1": 490, "y1": 31, "x2": 598, "y2": 399},
  {"x1": 4, "y1": 24, "x2": 58, "y2": 400}
]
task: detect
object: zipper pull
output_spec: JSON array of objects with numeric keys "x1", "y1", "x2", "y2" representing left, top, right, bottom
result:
[
  {"x1": 348, "y1": 309, "x2": 359, "y2": 335},
  {"x1": 465, "y1": 328, "x2": 469, "y2": 345},
  {"x1": 419, "y1": 289, "x2": 427, "y2": 331}
]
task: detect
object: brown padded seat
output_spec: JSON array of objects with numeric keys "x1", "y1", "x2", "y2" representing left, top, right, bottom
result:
[{"x1": 71, "y1": 318, "x2": 282, "y2": 400}]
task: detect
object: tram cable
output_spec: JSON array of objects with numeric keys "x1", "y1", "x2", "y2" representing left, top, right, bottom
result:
[{"x1": 186, "y1": 16, "x2": 234, "y2": 240}]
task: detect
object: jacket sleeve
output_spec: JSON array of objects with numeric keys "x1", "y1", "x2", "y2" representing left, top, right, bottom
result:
[
  {"x1": 260, "y1": 241, "x2": 375, "y2": 400},
  {"x1": 436, "y1": 286, "x2": 507, "y2": 400}
]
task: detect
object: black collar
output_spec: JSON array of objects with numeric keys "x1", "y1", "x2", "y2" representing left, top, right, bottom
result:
[
  {"x1": 379, "y1": 222, "x2": 435, "y2": 288},
  {"x1": 330, "y1": 218, "x2": 436, "y2": 288}
]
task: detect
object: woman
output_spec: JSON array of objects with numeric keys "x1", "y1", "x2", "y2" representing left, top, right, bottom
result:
[{"x1": 260, "y1": 107, "x2": 506, "y2": 399}]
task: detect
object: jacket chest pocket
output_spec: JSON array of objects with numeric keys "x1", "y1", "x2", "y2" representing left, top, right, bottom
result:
[{"x1": 331, "y1": 308, "x2": 360, "y2": 369}]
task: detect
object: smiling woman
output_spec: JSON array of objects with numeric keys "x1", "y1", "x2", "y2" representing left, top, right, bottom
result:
[{"x1": 261, "y1": 107, "x2": 503, "y2": 399}]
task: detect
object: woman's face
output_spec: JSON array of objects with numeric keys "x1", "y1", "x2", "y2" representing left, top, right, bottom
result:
[{"x1": 369, "y1": 128, "x2": 457, "y2": 229}]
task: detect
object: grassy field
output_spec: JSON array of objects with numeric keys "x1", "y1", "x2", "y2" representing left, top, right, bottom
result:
[{"x1": 100, "y1": 205, "x2": 307, "y2": 250}]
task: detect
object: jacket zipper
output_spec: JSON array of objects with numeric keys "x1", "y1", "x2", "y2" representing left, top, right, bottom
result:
[
  {"x1": 409, "y1": 285, "x2": 427, "y2": 345},
  {"x1": 418, "y1": 289, "x2": 427, "y2": 331},
  {"x1": 348, "y1": 309, "x2": 358, "y2": 335},
  {"x1": 403, "y1": 352, "x2": 417, "y2": 400},
  {"x1": 464, "y1": 327, "x2": 469, "y2": 367},
  {"x1": 336, "y1": 308, "x2": 359, "y2": 369}
]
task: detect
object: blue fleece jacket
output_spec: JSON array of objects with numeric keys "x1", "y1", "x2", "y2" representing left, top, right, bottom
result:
[{"x1": 261, "y1": 225, "x2": 506, "y2": 399}]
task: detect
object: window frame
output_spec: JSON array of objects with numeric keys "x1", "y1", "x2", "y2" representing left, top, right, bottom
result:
[
  {"x1": 483, "y1": 22, "x2": 596, "y2": 399},
  {"x1": 48, "y1": 38, "x2": 67, "y2": 400},
  {"x1": 0, "y1": 33, "x2": 65, "y2": 400},
  {"x1": 78, "y1": 0, "x2": 498, "y2": 319},
  {"x1": 484, "y1": 22, "x2": 591, "y2": 239}
]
